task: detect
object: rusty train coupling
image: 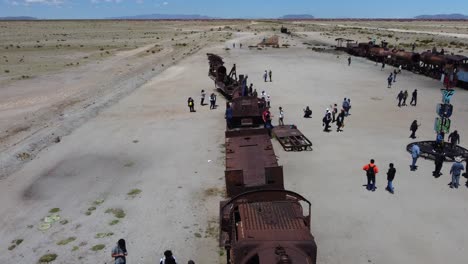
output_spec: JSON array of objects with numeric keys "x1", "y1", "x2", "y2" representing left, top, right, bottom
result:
[
  {"x1": 336, "y1": 39, "x2": 468, "y2": 88},
  {"x1": 207, "y1": 53, "x2": 317, "y2": 264}
]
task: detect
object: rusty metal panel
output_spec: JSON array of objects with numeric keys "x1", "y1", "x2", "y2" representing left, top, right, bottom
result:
[{"x1": 273, "y1": 126, "x2": 313, "y2": 151}]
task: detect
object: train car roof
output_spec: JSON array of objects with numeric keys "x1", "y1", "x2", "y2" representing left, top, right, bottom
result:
[
  {"x1": 236, "y1": 201, "x2": 313, "y2": 241},
  {"x1": 225, "y1": 130, "x2": 278, "y2": 187}
]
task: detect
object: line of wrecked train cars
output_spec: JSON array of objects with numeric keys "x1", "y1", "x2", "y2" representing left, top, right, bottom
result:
[
  {"x1": 207, "y1": 53, "x2": 318, "y2": 264},
  {"x1": 338, "y1": 40, "x2": 468, "y2": 87}
]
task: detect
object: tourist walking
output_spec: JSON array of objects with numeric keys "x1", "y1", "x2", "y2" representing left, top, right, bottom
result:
[
  {"x1": 336, "y1": 109, "x2": 345, "y2": 132},
  {"x1": 386, "y1": 163, "x2": 396, "y2": 194},
  {"x1": 449, "y1": 156, "x2": 465, "y2": 189},
  {"x1": 363, "y1": 159, "x2": 379, "y2": 191},
  {"x1": 322, "y1": 109, "x2": 332, "y2": 132},
  {"x1": 304, "y1": 106, "x2": 312, "y2": 118},
  {"x1": 433, "y1": 150, "x2": 445, "y2": 177},
  {"x1": 397, "y1": 91, "x2": 404, "y2": 107},
  {"x1": 381, "y1": 61, "x2": 385, "y2": 70},
  {"x1": 342, "y1": 98, "x2": 350, "y2": 116},
  {"x1": 160, "y1": 250, "x2": 177, "y2": 264},
  {"x1": 263, "y1": 70, "x2": 268, "y2": 82},
  {"x1": 402, "y1": 90, "x2": 408, "y2": 106},
  {"x1": 269, "y1": 70, "x2": 272, "y2": 82},
  {"x1": 188, "y1": 97, "x2": 195, "y2": 112},
  {"x1": 266, "y1": 95, "x2": 271, "y2": 108},
  {"x1": 111, "y1": 239, "x2": 127, "y2": 264},
  {"x1": 348, "y1": 56, "x2": 351, "y2": 66},
  {"x1": 332, "y1": 104, "x2": 338, "y2": 122},
  {"x1": 393, "y1": 69, "x2": 398, "y2": 82},
  {"x1": 346, "y1": 98, "x2": 351, "y2": 115},
  {"x1": 200, "y1": 90, "x2": 206, "y2": 106},
  {"x1": 278, "y1": 106, "x2": 284, "y2": 126},
  {"x1": 387, "y1": 73, "x2": 393, "y2": 88},
  {"x1": 410, "y1": 143, "x2": 420, "y2": 171},
  {"x1": 410, "y1": 89, "x2": 418, "y2": 106},
  {"x1": 209, "y1": 93, "x2": 216, "y2": 110},
  {"x1": 448, "y1": 130, "x2": 460, "y2": 148},
  {"x1": 410, "y1": 120, "x2": 419, "y2": 139}
]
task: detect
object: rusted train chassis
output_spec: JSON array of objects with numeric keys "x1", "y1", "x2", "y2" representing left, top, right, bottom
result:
[{"x1": 207, "y1": 54, "x2": 318, "y2": 264}]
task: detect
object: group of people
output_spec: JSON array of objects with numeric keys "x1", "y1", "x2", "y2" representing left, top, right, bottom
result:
[
  {"x1": 112, "y1": 240, "x2": 195, "y2": 264},
  {"x1": 386, "y1": 67, "x2": 402, "y2": 87},
  {"x1": 263, "y1": 70, "x2": 273, "y2": 82},
  {"x1": 397, "y1": 89, "x2": 417, "y2": 107},
  {"x1": 322, "y1": 98, "x2": 351, "y2": 132},
  {"x1": 187, "y1": 90, "x2": 218, "y2": 112},
  {"x1": 362, "y1": 160, "x2": 396, "y2": 193}
]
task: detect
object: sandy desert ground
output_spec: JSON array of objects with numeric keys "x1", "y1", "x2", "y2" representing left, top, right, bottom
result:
[{"x1": 0, "y1": 20, "x2": 468, "y2": 264}]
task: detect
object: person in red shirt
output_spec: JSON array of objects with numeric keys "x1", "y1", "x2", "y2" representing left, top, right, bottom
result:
[{"x1": 363, "y1": 159, "x2": 379, "y2": 191}]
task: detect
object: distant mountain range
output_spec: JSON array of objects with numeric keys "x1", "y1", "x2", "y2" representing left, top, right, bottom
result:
[
  {"x1": 414, "y1": 14, "x2": 468, "y2": 20},
  {"x1": 279, "y1": 14, "x2": 315, "y2": 19},
  {"x1": 0, "y1": 16, "x2": 37, "y2": 20},
  {"x1": 110, "y1": 14, "x2": 214, "y2": 20}
]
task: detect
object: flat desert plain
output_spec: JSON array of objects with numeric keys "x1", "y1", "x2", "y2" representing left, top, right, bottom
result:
[{"x1": 1, "y1": 20, "x2": 468, "y2": 264}]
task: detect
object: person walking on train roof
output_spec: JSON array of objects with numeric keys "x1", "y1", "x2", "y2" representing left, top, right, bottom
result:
[
  {"x1": 387, "y1": 73, "x2": 393, "y2": 88},
  {"x1": 266, "y1": 94, "x2": 271, "y2": 108},
  {"x1": 410, "y1": 120, "x2": 419, "y2": 139},
  {"x1": 160, "y1": 250, "x2": 177, "y2": 264},
  {"x1": 269, "y1": 70, "x2": 272, "y2": 82},
  {"x1": 410, "y1": 89, "x2": 418, "y2": 106},
  {"x1": 304, "y1": 106, "x2": 312, "y2": 118},
  {"x1": 252, "y1": 89, "x2": 258, "y2": 98},
  {"x1": 225, "y1": 103, "x2": 233, "y2": 129},
  {"x1": 336, "y1": 109, "x2": 345, "y2": 132},
  {"x1": 263, "y1": 70, "x2": 268, "y2": 82},
  {"x1": 363, "y1": 159, "x2": 379, "y2": 191},
  {"x1": 402, "y1": 90, "x2": 408, "y2": 106},
  {"x1": 386, "y1": 163, "x2": 396, "y2": 194},
  {"x1": 448, "y1": 130, "x2": 460, "y2": 149},
  {"x1": 410, "y1": 143, "x2": 420, "y2": 171},
  {"x1": 278, "y1": 107, "x2": 284, "y2": 126},
  {"x1": 187, "y1": 97, "x2": 195, "y2": 112},
  {"x1": 200, "y1": 90, "x2": 206, "y2": 106},
  {"x1": 450, "y1": 156, "x2": 465, "y2": 189},
  {"x1": 111, "y1": 239, "x2": 127, "y2": 264},
  {"x1": 397, "y1": 91, "x2": 404, "y2": 107}
]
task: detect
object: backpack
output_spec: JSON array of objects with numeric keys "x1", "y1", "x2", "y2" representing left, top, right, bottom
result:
[{"x1": 367, "y1": 164, "x2": 375, "y2": 177}]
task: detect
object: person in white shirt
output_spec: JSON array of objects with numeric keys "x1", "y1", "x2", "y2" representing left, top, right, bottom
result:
[{"x1": 278, "y1": 107, "x2": 284, "y2": 126}]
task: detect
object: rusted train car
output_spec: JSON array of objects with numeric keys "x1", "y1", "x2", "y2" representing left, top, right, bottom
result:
[
  {"x1": 340, "y1": 42, "x2": 468, "y2": 86},
  {"x1": 207, "y1": 54, "x2": 318, "y2": 264}
]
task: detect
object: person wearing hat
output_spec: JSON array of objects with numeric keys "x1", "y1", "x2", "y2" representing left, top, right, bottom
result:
[{"x1": 449, "y1": 156, "x2": 465, "y2": 189}]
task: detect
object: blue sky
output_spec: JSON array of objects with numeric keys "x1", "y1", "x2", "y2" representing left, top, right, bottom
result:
[{"x1": 1, "y1": 0, "x2": 468, "y2": 19}]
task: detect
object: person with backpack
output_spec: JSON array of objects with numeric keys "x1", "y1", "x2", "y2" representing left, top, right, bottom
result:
[
  {"x1": 387, "y1": 73, "x2": 393, "y2": 88},
  {"x1": 363, "y1": 159, "x2": 379, "y2": 191},
  {"x1": 160, "y1": 250, "x2": 177, "y2": 264},
  {"x1": 410, "y1": 120, "x2": 419, "y2": 139},
  {"x1": 111, "y1": 239, "x2": 127, "y2": 264},
  {"x1": 449, "y1": 156, "x2": 465, "y2": 189},
  {"x1": 386, "y1": 163, "x2": 396, "y2": 194},
  {"x1": 397, "y1": 91, "x2": 404, "y2": 107},
  {"x1": 187, "y1": 97, "x2": 195, "y2": 112},
  {"x1": 322, "y1": 109, "x2": 332, "y2": 132}
]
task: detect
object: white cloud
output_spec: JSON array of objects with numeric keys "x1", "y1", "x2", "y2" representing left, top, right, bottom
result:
[{"x1": 162, "y1": 1, "x2": 168, "y2": 5}]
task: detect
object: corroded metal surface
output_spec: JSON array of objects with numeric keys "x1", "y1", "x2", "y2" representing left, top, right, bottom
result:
[
  {"x1": 225, "y1": 129, "x2": 283, "y2": 197},
  {"x1": 229, "y1": 95, "x2": 266, "y2": 128},
  {"x1": 219, "y1": 190, "x2": 317, "y2": 264},
  {"x1": 273, "y1": 125, "x2": 313, "y2": 151}
]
